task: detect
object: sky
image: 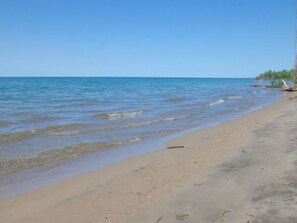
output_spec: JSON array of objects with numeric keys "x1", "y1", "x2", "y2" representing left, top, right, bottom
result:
[{"x1": 0, "y1": 0, "x2": 296, "y2": 77}]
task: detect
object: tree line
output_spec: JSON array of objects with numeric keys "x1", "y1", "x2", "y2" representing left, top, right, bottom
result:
[{"x1": 255, "y1": 69, "x2": 294, "y2": 80}]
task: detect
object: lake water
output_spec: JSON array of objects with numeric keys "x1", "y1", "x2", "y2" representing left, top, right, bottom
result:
[{"x1": 0, "y1": 77, "x2": 281, "y2": 177}]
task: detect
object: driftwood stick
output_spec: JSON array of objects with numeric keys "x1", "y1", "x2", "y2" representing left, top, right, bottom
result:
[
  {"x1": 281, "y1": 79, "x2": 297, "y2": 91},
  {"x1": 281, "y1": 79, "x2": 290, "y2": 88},
  {"x1": 155, "y1": 216, "x2": 163, "y2": 223},
  {"x1": 167, "y1": 146, "x2": 185, "y2": 149}
]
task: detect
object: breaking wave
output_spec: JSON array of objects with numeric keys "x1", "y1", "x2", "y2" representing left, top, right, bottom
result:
[
  {"x1": 227, "y1": 96, "x2": 242, "y2": 99},
  {"x1": 208, "y1": 99, "x2": 224, "y2": 106},
  {"x1": 96, "y1": 111, "x2": 143, "y2": 119}
]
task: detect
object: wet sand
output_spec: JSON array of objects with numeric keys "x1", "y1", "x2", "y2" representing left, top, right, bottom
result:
[{"x1": 1, "y1": 92, "x2": 297, "y2": 223}]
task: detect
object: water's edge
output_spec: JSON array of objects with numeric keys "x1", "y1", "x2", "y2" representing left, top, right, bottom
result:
[{"x1": 0, "y1": 93, "x2": 283, "y2": 201}]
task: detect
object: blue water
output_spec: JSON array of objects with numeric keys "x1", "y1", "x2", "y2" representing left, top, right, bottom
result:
[{"x1": 0, "y1": 77, "x2": 281, "y2": 176}]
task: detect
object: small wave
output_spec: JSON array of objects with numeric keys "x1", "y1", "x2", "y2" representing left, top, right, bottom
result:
[
  {"x1": 96, "y1": 111, "x2": 143, "y2": 119},
  {"x1": 0, "y1": 123, "x2": 85, "y2": 143},
  {"x1": 0, "y1": 121, "x2": 10, "y2": 128},
  {"x1": 167, "y1": 97, "x2": 185, "y2": 103},
  {"x1": 67, "y1": 115, "x2": 187, "y2": 133},
  {"x1": 126, "y1": 121, "x2": 157, "y2": 128},
  {"x1": 43, "y1": 123, "x2": 84, "y2": 132},
  {"x1": 13, "y1": 112, "x2": 29, "y2": 117},
  {"x1": 161, "y1": 115, "x2": 188, "y2": 122},
  {"x1": 208, "y1": 99, "x2": 224, "y2": 106},
  {"x1": 24, "y1": 116, "x2": 57, "y2": 124},
  {"x1": 48, "y1": 130, "x2": 80, "y2": 136},
  {"x1": 227, "y1": 96, "x2": 242, "y2": 99},
  {"x1": 0, "y1": 131, "x2": 36, "y2": 143},
  {"x1": 0, "y1": 137, "x2": 141, "y2": 177},
  {"x1": 125, "y1": 114, "x2": 189, "y2": 128}
]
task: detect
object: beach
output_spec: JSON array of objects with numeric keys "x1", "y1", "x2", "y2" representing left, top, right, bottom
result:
[
  {"x1": 0, "y1": 0, "x2": 294, "y2": 222},
  {"x1": 1, "y1": 91, "x2": 297, "y2": 222}
]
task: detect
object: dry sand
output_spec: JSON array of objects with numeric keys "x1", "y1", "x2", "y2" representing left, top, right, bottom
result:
[{"x1": 1, "y1": 92, "x2": 297, "y2": 223}]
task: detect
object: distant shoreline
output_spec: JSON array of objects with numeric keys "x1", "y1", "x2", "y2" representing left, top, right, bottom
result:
[{"x1": 0, "y1": 76, "x2": 254, "y2": 79}]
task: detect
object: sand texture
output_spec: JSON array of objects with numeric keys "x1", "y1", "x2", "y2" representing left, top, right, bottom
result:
[{"x1": 1, "y1": 92, "x2": 297, "y2": 223}]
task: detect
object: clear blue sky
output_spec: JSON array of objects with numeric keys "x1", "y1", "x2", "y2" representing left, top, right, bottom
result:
[{"x1": 0, "y1": 0, "x2": 295, "y2": 77}]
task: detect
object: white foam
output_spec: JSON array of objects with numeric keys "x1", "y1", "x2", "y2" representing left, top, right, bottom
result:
[
  {"x1": 125, "y1": 115, "x2": 188, "y2": 128},
  {"x1": 208, "y1": 99, "x2": 224, "y2": 106},
  {"x1": 227, "y1": 96, "x2": 242, "y2": 99},
  {"x1": 98, "y1": 111, "x2": 143, "y2": 119}
]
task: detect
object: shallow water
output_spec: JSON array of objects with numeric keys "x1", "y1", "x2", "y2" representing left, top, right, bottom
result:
[{"x1": 0, "y1": 77, "x2": 281, "y2": 176}]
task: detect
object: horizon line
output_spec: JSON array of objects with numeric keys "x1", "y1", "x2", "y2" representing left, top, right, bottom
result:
[{"x1": 0, "y1": 76, "x2": 254, "y2": 78}]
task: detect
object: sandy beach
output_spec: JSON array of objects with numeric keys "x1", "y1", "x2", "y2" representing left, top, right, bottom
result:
[{"x1": 1, "y1": 92, "x2": 297, "y2": 223}]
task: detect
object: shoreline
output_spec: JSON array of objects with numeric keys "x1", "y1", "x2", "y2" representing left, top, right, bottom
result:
[
  {"x1": 0, "y1": 92, "x2": 281, "y2": 201},
  {"x1": 0, "y1": 78, "x2": 280, "y2": 181},
  {"x1": 1, "y1": 92, "x2": 297, "y2": 222}
]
